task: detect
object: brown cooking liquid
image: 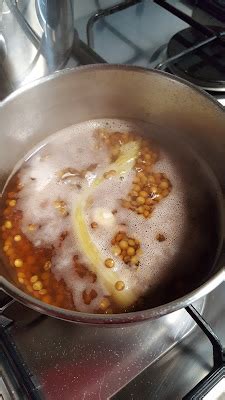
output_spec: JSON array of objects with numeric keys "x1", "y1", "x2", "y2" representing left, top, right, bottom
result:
[
  {"x1": 1, "y1": 186, "x2": 74, "y2": 309},
  {"x1": 0, "y1": 119, "x2": 218, "y2": 314}
]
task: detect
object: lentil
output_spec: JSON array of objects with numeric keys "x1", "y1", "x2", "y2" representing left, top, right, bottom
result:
[
  {"x1": 4, "y1": 221, "x2": 12, "y2": 229},
  {"x1": 130, "y1": 256, "x2": 139, "y2": 265},
  {"x1": 9, "y1": 199, "x2": 16, "y2": 207},
  {"x1": 119, "y1": 240, "x2": 128, "y2": 250},
  {"x1": 139, "y1": 191, "x2": 148, "y2": 198},
  {"x1": 14, "y1": 235, "x2": 22, "y2": 242},
  {"x1": 111, "y1": 245, "x2": 121, "y2": 256},
  {"x1": 30, "y1": 275, "x2": 38, "y2": 283},
  {"x1": 99, "y1": 297, "x2": 111, "y2": 310},
  {"x1": 28, "y1": 224, "x2": 37, "y2": 231},
  {"x1": 33, "y1": 281, "x2": 43, "y2": 291},
  {"x1": 137, "y1": 196, "x2": 145, "y2": 205},
  {"x1": 127, "y1": 247, "x2": 135, "y2": 256},
  {"x1": 14, "y1": 259, "x2": 23, "y2": 268},
  {"x1": 104, "y1": 258, "x2": 115, "y2": 268},
  {"x1": 115, "y1": 281, "x2": 125, "y2": 291}
]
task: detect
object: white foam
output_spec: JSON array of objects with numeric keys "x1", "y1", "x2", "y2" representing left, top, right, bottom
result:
[{"x1": 15, "y1": 118, "x2": 210, "y2": 312}]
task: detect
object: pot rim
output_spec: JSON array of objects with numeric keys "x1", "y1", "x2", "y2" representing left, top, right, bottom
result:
[
  {"x1": 1, "y1": 63, "x2": 225, "y2": 112},
  {"x1": 1, "y1": 268, "x2": 224, "y2": 324},
  {"x1": 0, "y1": 64, "x2": 225, "y2": 324}
]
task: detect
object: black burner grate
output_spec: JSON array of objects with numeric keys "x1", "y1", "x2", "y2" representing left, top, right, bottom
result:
[
  {"x1": 154, "y1": 0, "x2": 225, "y2": 92},
  {"x1": 197, "y1": 0, "x2": 225, "y2": 23},
  {"x1": 167, "y1": 26, "x2": 225, "y2": 91},
  {"x1": 0, "y1": 316, "x2": 43, "y2": 400},
  {"x1": 184, "y1": 306, "x2": 225, "y2": 399}
]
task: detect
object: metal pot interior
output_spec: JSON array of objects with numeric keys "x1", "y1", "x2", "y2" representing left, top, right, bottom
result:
[{"x1": 0, "y1": 65, "x2": 225, "y2": 324}]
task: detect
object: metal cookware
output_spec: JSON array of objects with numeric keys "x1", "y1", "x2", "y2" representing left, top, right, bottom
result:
[{"x1": 0, "y1": 65, "x2": 224, "y2": 324}]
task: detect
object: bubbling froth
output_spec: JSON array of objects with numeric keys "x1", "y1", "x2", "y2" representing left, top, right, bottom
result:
[{"x1": 7, "y1": 118, "x2": 214, "y2": 312}]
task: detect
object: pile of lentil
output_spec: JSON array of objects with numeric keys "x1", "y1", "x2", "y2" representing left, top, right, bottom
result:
[
  {"x1": 96, "y1": 129, "x2": 172, "y2": 218},
  {"x1": 73, "y1": 256, "x2": 114, "y2": 313},
  {"x1": 0, "y1": 128, "x2": 172, "y2": 314},
  {"x1": 111, "y1": 231, "x2": 141, "y2": 267},
  {"x1": 0, "y1": 180, "x2": 120, "y2": 313},
  {"x1": 1, "y1": 185, "x2": 74, "y2": 308},
  {"x1": 123, "y1": 143, "x2": 172, "y2": 217}
]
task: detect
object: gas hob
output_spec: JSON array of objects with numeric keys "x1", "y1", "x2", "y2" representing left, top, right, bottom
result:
[{"x1": 0, "y1": 1, "x2": 225, "y2": 399}]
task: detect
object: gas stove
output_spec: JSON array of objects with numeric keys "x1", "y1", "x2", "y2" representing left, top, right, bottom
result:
[{"x1": 0, "y1": 1, "x2": 225, "y2": 399}]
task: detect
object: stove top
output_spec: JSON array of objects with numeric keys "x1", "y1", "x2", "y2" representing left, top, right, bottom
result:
[
  {"x1": 167, "y1": 26, "x2": 225, "y2": 92},
  {"x1": 0, "y1": 1, "x2": 225, "y2": 399},
  {"x1": 1, "y1": 286, "x2": 224, "y2": 400},
  {"x1": 0, "y1": 297, "x2": 205, "y2": 399}
]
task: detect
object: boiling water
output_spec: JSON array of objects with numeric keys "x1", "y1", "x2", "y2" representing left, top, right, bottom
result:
[{"x1": 0, "y1": 119, "x2": 219, "y2": 313}]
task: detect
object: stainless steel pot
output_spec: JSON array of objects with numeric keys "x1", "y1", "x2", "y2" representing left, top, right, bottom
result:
[{"x1": 0, "y1": 65, "x2": 224, "y2": 325}]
